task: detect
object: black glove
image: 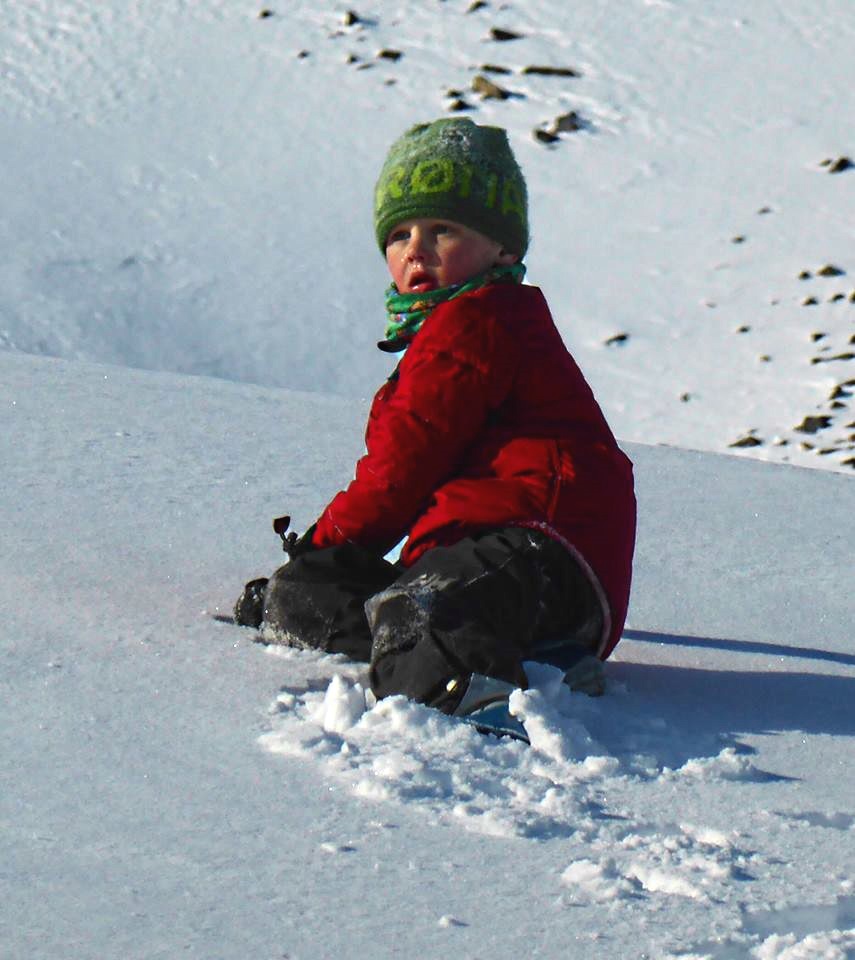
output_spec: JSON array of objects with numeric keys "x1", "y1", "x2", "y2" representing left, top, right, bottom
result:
[
  {"x1": 272, "y1": 515, "x2": 318, "y2": 561},
  {"x1": 233, "y1": 577, "x2": 268, "y2": 628}
]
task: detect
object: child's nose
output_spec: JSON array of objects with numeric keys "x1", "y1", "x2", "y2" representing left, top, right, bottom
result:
[{"x1": 406, "y1": 228, "x2": 429, "y2": 260}]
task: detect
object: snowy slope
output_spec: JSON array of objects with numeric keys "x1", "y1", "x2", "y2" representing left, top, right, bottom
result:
[
  {"x1": 2, "y1": 352, "x2": 853, "y2": 960},
  {"x1": 1, "y1": 1, "x2": 855, "y2": 958},
  {"x1": 1, "y1": 0, "x2": 854, "y2": 470}
]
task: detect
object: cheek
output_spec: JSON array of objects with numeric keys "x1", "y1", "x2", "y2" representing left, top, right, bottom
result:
[
  {"x1": 445, "y1": 243, "x2": 489, "y2": 281},
  {"x1": 386, "y1": 249, "x2": 404, "y2": 286}
]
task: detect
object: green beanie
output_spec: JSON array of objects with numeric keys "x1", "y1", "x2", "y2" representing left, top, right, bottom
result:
[{"x1": 374, "y1": 118, "x2": 529, "y2": 257}]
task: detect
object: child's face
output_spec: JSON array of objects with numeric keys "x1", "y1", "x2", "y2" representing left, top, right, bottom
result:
[{"x1": 385, "y1": 218, "x2": 517, "y2": 293}]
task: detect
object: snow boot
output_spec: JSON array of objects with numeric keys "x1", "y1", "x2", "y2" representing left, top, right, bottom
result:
[
  {"x1": 530, "y1": 636, "x2": 606, "y2": 697},
  {"x1": 563, "y1": 654, "x2": 606, "y2": 697},
  {"x1": 233, "y1": 577, "x2": 269, "y2": 628},
  {"x1": 452, "y1": 673, "x2": 529, "y2": 743}
]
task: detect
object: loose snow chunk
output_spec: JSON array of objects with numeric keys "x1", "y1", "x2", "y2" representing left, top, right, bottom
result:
[
  {"x1": 581, "y1": 754, "x2": 620, "y2": 777},
  {"x1": 371, "y1": 751, "x2": 425, "y2": 780},
  {"x1": 752, "y1": 929, "x2": 855, "y2": 960},
  {"x1": 312, "y1": 675, "x2": 367, "y2": 734},
  {"x1": 680, "y1": 824, "x2": 734, "y2": 849},
  {"x1": 509, "y1": 687, "x2": 600, "y2": 763},
  {"x1": 451, "y1": 803, "x2": 518, "y2": 839},
  {"x1": 560, "y1": 858, "x2": 635, "y2": 903},
  {"x1": 353, "y1": 778, "x2": 393, "y2": 802},
  {"x1": 627, "y1": 862, "x2": 703, "y2": 899},
  {"x1": 672, "y1": 747, "x2": 760, "y2": 781}
]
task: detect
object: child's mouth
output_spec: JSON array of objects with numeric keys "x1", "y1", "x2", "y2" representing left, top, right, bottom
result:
[{"x1": 408, "y1": 272, "x2": 436, "y2": 293}]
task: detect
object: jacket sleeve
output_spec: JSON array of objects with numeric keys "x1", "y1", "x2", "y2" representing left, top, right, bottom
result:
[{"x1": 312, "y1": 295, "x2": 518, "y2": 555}]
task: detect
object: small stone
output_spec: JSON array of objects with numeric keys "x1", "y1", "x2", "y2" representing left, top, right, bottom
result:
[
  {"x1": 377, "y1": 48, "x2": 403, "y2": 61},
  {"x1": 828, "y1": 156, "x2": 854, "y2": 173},
  {"x1": 831, "y1": 401, "x2": 847, "y2": 410},
  {"x1": 798, "y1": 270, "x2": 812, "y2": 280},
  {"x1": 680, "y1": 392, "x2": 691, "y2": 402},
  {"x1": 521, "y1": 65, "x2": 581, "y2": 77},
  {"x1": 467, "y1": 0, "x2": 488, "y2": 11},
  {"x1": 480, "y1": 63, "x2": 512, "y2": 74},
  {"x1": 829, "y1": 293, "x2": 845, "y2": 303},
  {"x1": 843, "y1": 457, "x2": 855, "y2": 469},
  {"x1": 729, "y1": 434, "x2": 763, "y2": 448},
  {"x1": 551, "y1": 111, "x2": 584, "y2": 133},
  {"x1": 759, "y1": 354, "x2": 772, "y2": 363},
  {"x1": 533, "y1": 128, "x2": 560, "y2": 145},
  {"x1": 490, "y1": 27, "x2": 524, "y2": 41},
  {"x1": 605, "y1": 332, "x2": 630, "y2": 347},
  {"x1": 794, "y1": 415, "x2": 833, "y2": 434},
  {"x1": 346, "y1": 54, "x2": 361, "y2": 64},
  {"x1": 817, "y1": 264, "x2": 845, "y2": 277},
  {"x1": 732, "y1": 235, "x2": 746, "y2": 244},
  {"x1": 811, "y1": 332, "x2": 827, "y2": 342},
  {"x1": 848, "y1": 290, "x2": 855, "y2": 302},
  {"x1": 802, "y1": 296, "x2": 819, "y2": 306},
  {"x1": 736, "y1": 325, "x2": 751, "y2": 333},
  {"x1": 257, "y1": 8, "x2": 274, "y2": 18},
  {"x1": 343, "y1": 10, "x2": 362, "y2": 26},
  {"x1": 472, "y1": 74, "x2": 511, "y2": 100},
  {"x1": 445, "y1": 88, "x2": 463, "y2": 97},
  {"x1": 447, "y1": 98, "x2": 474, "y2": 112},
  {"x1": 297, "y1": 49, "x2": 310, "y2": 59},
  {"x1": 830, "y1": 384, "x2": 852, "y2": 399},
  {"x1": 757, "y1": 206, "x2": 773, "y2": 214}
]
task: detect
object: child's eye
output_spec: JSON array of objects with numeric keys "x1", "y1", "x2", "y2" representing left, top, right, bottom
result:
[{"x1": 387, "y1": 229, "x2": 409, "y2": 246}]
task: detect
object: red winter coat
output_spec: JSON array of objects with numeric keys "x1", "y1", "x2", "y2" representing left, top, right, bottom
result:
[{"x1": 312, "y1": 282, "x2": 636, "y2": 659}]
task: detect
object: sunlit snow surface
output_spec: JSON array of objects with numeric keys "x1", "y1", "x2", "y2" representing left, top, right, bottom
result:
[
  {"x1": 1, "y1": 337, "x2": 853, "y2": 960},
  {"x1": 1, "y1": 1, "x2": 855, "y2": 958}
]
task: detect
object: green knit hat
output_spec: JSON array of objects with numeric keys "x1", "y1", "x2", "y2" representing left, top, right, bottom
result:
[{"x1": 374, "y1": 118, "x2": 529, "y2": 257}]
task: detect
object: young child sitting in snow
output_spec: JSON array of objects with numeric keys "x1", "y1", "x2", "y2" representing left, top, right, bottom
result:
[{"x1": 235, "y1": 118, "x2": 636, "y2": 736}]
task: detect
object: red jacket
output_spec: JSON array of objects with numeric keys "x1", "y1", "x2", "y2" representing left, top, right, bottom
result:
[{"x1": 313, "y1": 282, "x2": 636, "y2": 659}]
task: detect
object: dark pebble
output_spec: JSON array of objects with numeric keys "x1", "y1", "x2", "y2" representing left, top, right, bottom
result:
[
  {"x1": 522, "y1": 65, "x2": 581, "y2": 77},
  {"x1": 795, "y1": 415, "x2": 833, "y2": 434},
  {"x1": 729, "y1": 435, "x2": 763, "y2": 448},
  {"x1": 490, "y1": 27, "x2": 523, "y2": 41}
]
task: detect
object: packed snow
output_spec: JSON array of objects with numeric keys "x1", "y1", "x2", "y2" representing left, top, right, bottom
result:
[{"x1": 1, "y1": 1, "x2": 853, "y2": 958}]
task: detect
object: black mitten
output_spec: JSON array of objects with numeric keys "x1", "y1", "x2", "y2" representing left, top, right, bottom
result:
[{"x1": 233, "y1": 577, "x2": 268, "y2": 628}]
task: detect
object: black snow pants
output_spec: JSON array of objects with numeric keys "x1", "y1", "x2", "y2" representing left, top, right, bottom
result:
[{"x1": 261, "y1": 527, "x2": 604, "y2": 714}]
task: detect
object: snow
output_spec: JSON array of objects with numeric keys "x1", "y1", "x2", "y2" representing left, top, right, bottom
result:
[{"x1": 1, "y1": 1, "x2": 854, "y2": 958}]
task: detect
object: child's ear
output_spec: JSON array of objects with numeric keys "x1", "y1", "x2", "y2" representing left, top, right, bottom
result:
[{"x1": 496, "y1": 248, "x2": 519, "y2": 265}]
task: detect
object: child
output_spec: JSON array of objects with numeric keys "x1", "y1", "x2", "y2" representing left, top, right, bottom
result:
[{"x1": 235, "y1": 118, "x2": 636, "y2": 736}]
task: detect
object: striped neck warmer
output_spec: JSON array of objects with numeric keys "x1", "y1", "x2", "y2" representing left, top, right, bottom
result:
[{"x1": 379, "y1": 262, "x2": 526, "y2": 353}]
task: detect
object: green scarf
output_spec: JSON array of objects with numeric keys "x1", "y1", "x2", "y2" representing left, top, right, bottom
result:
[{"x1": 379, "y1": 262, "x2": 526, "y2": 353}]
